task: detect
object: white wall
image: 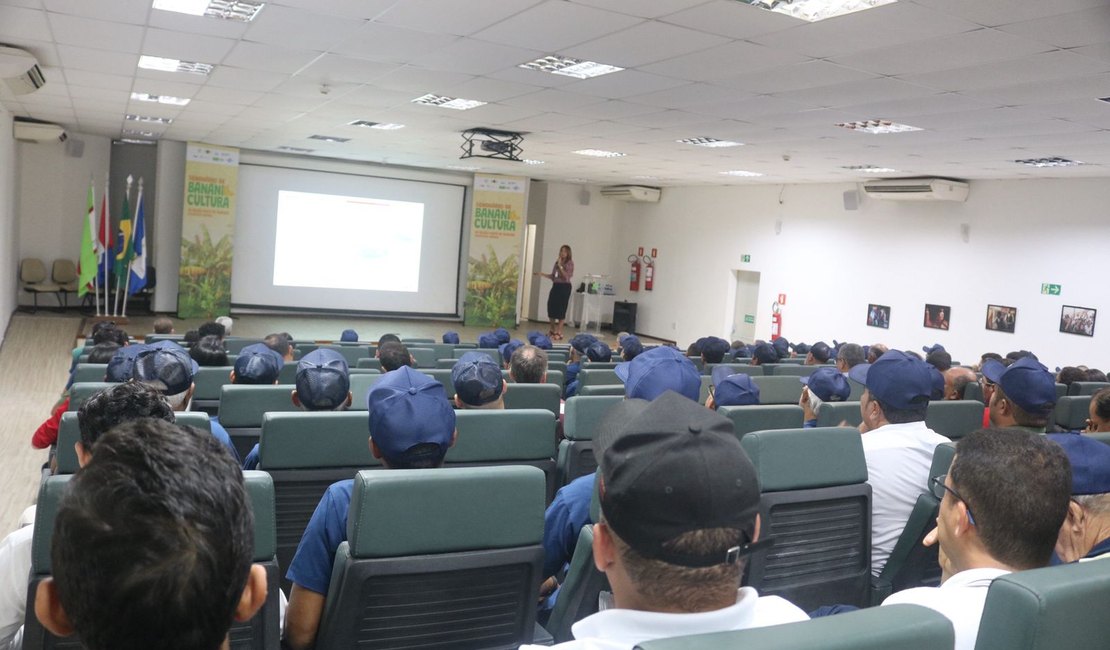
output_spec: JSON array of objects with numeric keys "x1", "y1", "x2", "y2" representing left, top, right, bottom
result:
[
  {"x1": 537, "y1": 184, "x2": 620, "y2": 290},
  {"x1": 590, "y1": 178, "x2": 1110, "y2": 371},
  {"x1": 153, "y1": 140, "x2": 185, "y2": 313},
  {"x1": 0, "y1": 108, "x2": 17, "y2": 342},
  {"x1": 16, "y1": 132, "x2": 110, "y2": 305}
]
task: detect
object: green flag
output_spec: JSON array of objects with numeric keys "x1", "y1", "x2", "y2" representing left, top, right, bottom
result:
[
  {"x1": 77, "y1": 181, "x2": 97, "y2": 296},
  {"x1": 113, "y1": 188, "x2": 133, "y2": 287}
]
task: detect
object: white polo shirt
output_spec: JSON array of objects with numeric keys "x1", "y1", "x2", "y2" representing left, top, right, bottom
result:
[
  {"x1": 882, "y1": 567, "x2": 1010, "y2": 650},
  {"x1": 521, "y1": 586, "x2": 808, "y2": 650},
  {"x1": 862, "y1": 420, "x2": 950, "y2": 576},
  {"x1": 0, "y1": 525, "x2": 33, "y2": 650}
]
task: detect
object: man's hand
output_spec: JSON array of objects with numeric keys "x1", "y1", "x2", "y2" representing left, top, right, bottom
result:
[{"x1": 923, "y1": 526, "x2": 953, "y2": 583}]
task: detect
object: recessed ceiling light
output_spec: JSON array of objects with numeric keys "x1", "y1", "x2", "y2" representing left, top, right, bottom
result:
[
  {"x1": 117, "y1": 138, "x2": 157, "y2": 145},
  {"x1": 518, "y1": 55, "x2": 624, "y2": 79},
  {"x1": 307, "y1": 134, "x2": 350, "y2": 143},
  {"x1": 677, "y1": 137, "x2": 744, "y2": 148},
  {"x1": 522, "y1": 159, "x2": 545, "y2": 165},
  {"x1": 131, "y1": 92, "x2": 190, "y2": 106},
  {"x1": 573, "y1": 149, "x2": 626, "y2": 158},
  {"x1": 842, "y1": 165, "x2": 899, "y2": 173},
  {"x1": 734, "y1": 0, "x2": 897, "y2": 22},
  {"x1": 125, "y1": 114, "x2": 173, "y2": 124},
  {"x1": 137, "y1": 55, "x2": 214, "y2": 75},
  {"x1": 411, "y1": 94, "x2": 486, "y2": 110},
  {"x1": 122, "y1": 129, "x2": 155, "y2": 137},
  {"x1": 446, "y1": 164, "x2": 481, "y2": 171},
  {"x1": 720, "y1": 170, "x2": 764, "y2": 177},
  {"x1": 348, "y1": 120, "x2": 406, "y2": 130},
  {"x1": 837, "y1": 120, "x2": 922, "y2": 134},
  {"x1": 567, "y1": 178, "x2": 592, "y2": 183},
  {"x1": 152, "y1": 0, "x2": 265, "y2": 22},
  {"x1": 277, "y1": 145, "x2": 314, "y2": 153},
  {"x1": 633, "y1": 175, "x2": 659, "y2": 180},
  {"x1": 1013, "y1": 157, "x2": 1084, "y2": 168}
]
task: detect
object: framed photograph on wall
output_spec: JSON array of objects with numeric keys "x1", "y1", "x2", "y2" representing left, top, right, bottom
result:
[
  {"x1": 867, "y1": 303, "x2": 890, "y2": 329},
  {"x1": 1060, "y1": 305, "x2": 1096, "y2": 337},
  {"x1": 923, "y1": 304, "x2": 950, "y2": 330},
  {"x1": 985, "y1": 305, "x2": 1017, "y2": 333}
]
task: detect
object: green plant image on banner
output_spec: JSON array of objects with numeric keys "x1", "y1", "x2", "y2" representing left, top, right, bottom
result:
[
  {"x1": 465, "y1": 244, "x2": 520, "y2": 327},
  {"x1": 179, "y1": 226, "x2": 232, "y2": 318}
]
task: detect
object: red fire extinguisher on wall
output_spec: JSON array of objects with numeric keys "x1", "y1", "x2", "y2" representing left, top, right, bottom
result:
[
  {"x1": 770, "y1": 302, "x2": 783, "y2": 340},
  {"x1": 642, "y1": 255, "x2": 654, "y2": 291},
  {"x1": 628, "y1": 254, "x2": 641, "y2": 291}
]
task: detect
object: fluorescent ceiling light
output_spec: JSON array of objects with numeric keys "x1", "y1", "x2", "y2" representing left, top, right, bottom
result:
[
  {"x1": 518, "y1": 55, "x2": 624, "y2": 79},
  {"x1": 1014, "y1": 157, "x2": 1084, "y2": 168},
  {"x1": 735, "y1": 0, "x2": 897, "y2": 22},
  {"x1": 842, "y1": 165, "x2": 899, "y2": 173},
  {"x1": 411, "y1": 94, "x2": 486, "y2": 110},
  {"x1": 307, "y1": 134, "x2": 350, "y2": 143},
  {"x1": 348, "y1": 120, "x2": 405, "y2": 130},
  {"x1": 117, "y1": 138, "x2": 157, "y2": 145},
  {"x1": 138, "y1": 55, "x2": 213, "y2": 75},
  {"x1": 836, "y1": 119, "x2": 922, "y2": 134},
  {"x1": 122, "y1": 129, "x2": 155, "y2": 137},
  {"x1": 522, "y1": 159, "x2": 545, "y2": 165},
  {"x1": 125, "y1": 114, "x2": 173, "y2": 124},
  {"x1": 720, "y1": 170, "x2": 763, "y2": 177},
  {"x1": 447, "y1": 164, "x2": 481, "y2": 171},
  {"x1": 277, "y1": 146, "x2": 314, "y2": 153},
  {"x1": 131, "y1": 92, "x2": 190, "y2": 106},
  {"x1": 152, "y1": 0, "x2": 265, "y2": 22},
  {"x1": 677, "y1": 137, "x2": 743, "y2": 148},
  {"x1": 633, "y1": 175, "x2": 659, "y2": 180},
  {"x1": 573, "y1": 149, "x2": 626, "y2": 158}
]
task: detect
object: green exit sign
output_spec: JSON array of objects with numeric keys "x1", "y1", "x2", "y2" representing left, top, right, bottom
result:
[
  {"x1": 1041, "y1": 283, "x2": 1062, "y2": 296},
  {"x1": 741, "y1": 254, "x2": 751, "y2": 263},
  {"x1": 744, "y1": 314, "x2": 755, "y2": 324}
]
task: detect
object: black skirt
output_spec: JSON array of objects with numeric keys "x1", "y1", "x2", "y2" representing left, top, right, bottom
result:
[{"x1": 547, "y1": 282, "x2": 572, "y2": 320}]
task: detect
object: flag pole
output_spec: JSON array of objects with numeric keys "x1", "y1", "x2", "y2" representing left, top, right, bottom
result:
[
  {"x1": 114, "y1": 175, "x2": 133, "y2": 317},
  {"x1": 100, "y1": 175, "x2": 110, "y2": 317},
  {"x1": 91, "y1": 176, "x2": 100, "y2": 317},
  {"x1": 121, "y1": 177, "x2": 141, "y2": 318}
]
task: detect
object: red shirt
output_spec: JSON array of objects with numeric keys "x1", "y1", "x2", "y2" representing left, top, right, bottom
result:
[{"x1": 32, "y1": 397, "x2": 69, "y2": 449}]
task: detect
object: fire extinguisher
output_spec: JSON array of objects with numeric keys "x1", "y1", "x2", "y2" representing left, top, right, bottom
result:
[
  {"x1": 770, "y1": 302, "x2": 783, "y2": 340},
  {"x1": 628, "y1": 254, "x2": 641, "y2": 291},
  {"x1": 642, "y1": 255, "x2": 654, "y2": 291}
]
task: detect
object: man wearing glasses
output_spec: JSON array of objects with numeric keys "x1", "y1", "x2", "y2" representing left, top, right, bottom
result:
[{"x1": 882, "y1": 428, "x2": 1071, "y2": 650}]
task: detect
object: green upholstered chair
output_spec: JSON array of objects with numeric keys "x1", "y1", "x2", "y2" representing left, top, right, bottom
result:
[
  {"x1": 751, "y1": 376, "x2": 805, "y2": 404},
  {"x1": 764, "y1": 364, "x2": 820, "y2": 377},
  {"x1": 70, "y1": 363, "x2": 107, "y2": 383},
  {"x1": 218, "y1": 385, "x2": 303, "y2": 459},
  {"x1": 314, "y1": 344, "x2": 372, "y2": 366},
  {"x1": 975, "y1": 559, "x2": 1110, "y2": 650},
  {"x1": 1054, "y1": 396, "x2": 1091, "y2": 431},
  {"x1": 848, "y1": 377, "x2": 866, "y2": 401},
  {"x1": 504, "y1": 382, "x2": 562, "y2": 415},
  {"x1": 1055, "y1": 383, "x2": 1067, "y2": 399},
  {"x1": 740, "y1": 427, "x2": 872, "y2": 609},
  {"x1": 925, "y1": 400, "x2": 985, "y2": 440},
  {"x1": 503, "y1": 368, "x2": 565, "y2": 389},
  {"x1": 227, "y1": 471, "x2": 282, "y2": 649},
  {"x1": 406, "y1": 347, "x2": 436, "y2": 368},
  {"x1": 633, "y1": 604, "x2": 953, "y2": 650},
  {"x1": 577, "y1": 368, "x2": 622, "y2": 386},
  {"x1": 548, "y1": 360, "x2": 568, "y2": 374},
  {"x1": 557, "y1": 395, "x2": 623, "y2": 488},
  {"x1": 354, "y1": 357, "x2": 383, "y2": 370},
  {"x1": 452, "y1": 347, "x2": 500, "y2": 364},
  {"x1": 964, "y1": 380, "x2": 984, "y2": 403},
  {"x1": 347, "y1": 372, "x2": 383, "y2": 402},
  {"x1": 871, "y1": 442, "x2": 956, "y2": 605},
  {"x1": 20, "y1": 476, "x2": 75, "y2": 650},
  {"x1": 65, "y1": 382, "x2": 115, "y2": 411},
  {"x1": 192, "y1": 365, "x2": 234, "y2": 414},
  {"x1": 224, "y1": 338, "x2": 266, "y2": 354},
  {"x1": 400, "y1": 337, "x2": 434, "y2": 344},
  {"x1": 55, "y1": 411, "x2": 210, "y2": 475},
  {"x1": 717, "y1": 405, "x2": 805, "y2": 439},
  {"x1": 142, "y1": 333, "x2": 185, "y2": 344},
  {"x1": 578, "y1": 384, "x2": 625, "y2": 396},
  {"x1": 546, "y1": 350, "x2": 569, "y2": 363},
  {"x1": 1067, "y1": 381, "x2": 1110, "y2": 396},
  {"x1": 704, "y1": 363, "x2": 763, "y2": 377},
  {"x1": 417, "y1": 368, "x2": 456, "y2": 400},
  {"x1": 449, "y1": 409, "x2": 558, "y2": 502},
  {"x1": 816, "y1": 401, "x2": 863, "y2": 428},
  {"x1": 315, "y1": 467, "x2": 547, "y2": 648}
]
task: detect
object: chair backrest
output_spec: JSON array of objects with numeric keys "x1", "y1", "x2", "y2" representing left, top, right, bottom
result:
[
  {"x1": 718, "y1": 404, "x2": 804, "y2": 438},
  {"x1": 315, "y1": 344, "x2": 372, "y2": 366},
  {"x1": 228, "y1": 471, "x2": 282, "y2": 649},
  {"x1": 816, "y1": 401, "x2": 863, "y2": 428},
  {"x1": 417, "y1": 368, "x2": 456, "y2": 400},
  {"x1": 633, "y1": 604, "x2": 954, "y2": 650},
  {"x1": 193, "y1": 365, "x2": 234, "y2": 401},
  {"x1": 578, "y1": 384, "x2": 625, "y2": 396},
  {"x1": 65, "y1": 382, "x2": 117, "y2": 411},
  {"x1": 20, "y1": 258, "x2": 48, "y2": 283},
  {"x1": 71, "y1": 363, "x2": 107, "y2": 383},
  {"x1": 354, "y1": 357, "x2": 383, "y2": 370},
  {"x1": 764, "y1": 363, "x2": 821, "y2": 377},
  {"x1": 925, "y1": 400, "x2": 985, "y2": 440},
  {"x1": 503, "y1": 382, "x2": 562, "y2": 414},
  {"x1": 1068, "y1": 381, "x2": 1110, "y2": 397},
  {"x1": 564, "y1": 395, "x2": 623, "y2": 441},
  {"x1": 224, "y1": 338, "x2": 266, "y2": 354},
  {"x1": 316, "y1": 467, "x2": 546, "y2": 648},
  {"x1": 407, "y1": 347, "x2": 437, "y2": 368},
  {"x1": 56, "y1": 411, "x2": 210, "y2": 474},
  {"x1": 1055, "y1": 383, "x2": 1067, "y2": 399},
  {"x1": 752, "y1": 375, "x2": 805, "y2": 404},
  {"x1": 704, "y1": 363, "x2": 763, "y2": 377},
  {"x1": 974, "y1": 559, "x2": 1110, "y2": 650},
  {"x1": 848, "y1": 377, "x2": 866, "y2": 401},
  {"x1": 577, "y1": 368, "x2": 622, "y2": 386},
  {"x1": 740, "y1": 427, "x2": 872, "y2": 609},
  {"x1": 543, "y1": 524, "x2": 610, "y2": 644},
  {"x1": 503, "y1": 368, "x2": 565, "y2": 389},
  {"x1": 453, "y1": 347, "x2": 499, "y2": 364},
  {"x1": 1055, "y1": 396, "x2": 1092, "y2": 430},
  {"x1": 52, "y1": 259, "x2": 77, "y2": 283},
  {"x1": 450, "y1": 409, "x2": 558, "y2": 502},
  {"x1": 22, "y1": 475, "x2": 76, "y2": 650},
  {"x1": 963, "y1": 379, "x2": 984, "y2": 403}
]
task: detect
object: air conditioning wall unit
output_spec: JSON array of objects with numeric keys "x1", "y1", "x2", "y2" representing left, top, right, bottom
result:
[
  {"x1": 0, "y1": 45, "x2": 46, "y2": 95},
  {"x1": 862, "y1": 178, "x2": 969, "y2": 202},
  {"x1": 13, "y1": 118, "x2": 66, "y2": 142},
  {"x1": 599, "y1": 185, "x2": 662, "y2": 202}
]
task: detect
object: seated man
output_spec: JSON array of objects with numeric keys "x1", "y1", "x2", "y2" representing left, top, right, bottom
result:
[
  {"x1": 189, "y1": 334, "x2": 228, "y2": 367},
  {"x1": 943, "y1": 367, "x2": 978, "y2": 401},
  {"x1": 982, "y1": 356, "x2": 1057, "y2": 432},
  {"x1": 264, "y1": 332, "x2": 295, "y2": 363},
  {"x1": 749, "y1": 342, "x2": 778, "y2": 366},
  {"x1": 377, "y1": 341, "x2": 414, "y2": 371},
  {"x1": 849, "y1": 350, "x2": 950, "y2": 576},
  {"x1": 452, "y1": 351, "x2": 506, "y2": 409},
  {"x1": 805, "y1": 341, "x2": 831, "y2": 366},
  {"x1": 284, "y1": 366, "x2": 457, "y2": 649},
  {"x1": 526, "y1": 393, "x2": 807, "y2": 649},
  {"x1": 835, "y1": 343, "x2": 866, "y2": 373},
  {"x1": 34, "y1": 418, "x2": 267, "y2": 650},
  {"x1": 152, "y1": 316, "x2": 174, "y2": 334},
  {"x1": 883, "y1": 428, "x2": 1071, "y2": 650},
  {"x1": 230, "y1": 343, "x2": 283, "y2": 385},
  {"x1": 510, "y1": 344, "x2": 548, "y2": 384},
  {"x1": 618, "y1": 334, "x2": 643, "y2": 362},
  {"x1": 700, "y1": 336, "x2": 730, "y2": 365},
  {"x1": 34, "y1": 341, "x2": 122, "y2": 449},
  {"x1": 800, "y1": 367, "x2": 851, "y2": 427},
  {"x1": 1048, "y1": 433, "x2": 1110, "y2": 562},
  {"x1": 0, "y1": 383, "x2": 176, "y2": 649},
  {"x1": 499, "y1": 339, "x2": 525, "y2": 370},
  {"x1": 706, "y1": 367, "x2": 760, "y2": 410},
  {"x1": 566, "y1": 341, "x2": 613, "y2": 398}
]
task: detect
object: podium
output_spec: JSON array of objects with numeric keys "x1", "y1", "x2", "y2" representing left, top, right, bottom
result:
[{"x1": 572, "y1": 274, "x2": 610, "y2": 334}]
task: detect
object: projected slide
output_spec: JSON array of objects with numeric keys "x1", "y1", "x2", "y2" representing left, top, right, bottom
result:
[{"x1": 272, "y1": 190, "x2": 424, "y2": 292}]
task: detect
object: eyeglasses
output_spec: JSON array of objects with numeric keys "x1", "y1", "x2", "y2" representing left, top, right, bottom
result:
[{"x1": 930, "y1": 474, "x2": 976, "y2": 525}]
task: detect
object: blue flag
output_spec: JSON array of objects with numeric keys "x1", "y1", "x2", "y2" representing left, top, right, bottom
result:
[{"x1": 128, "y1": 190, "x2": 147, "y2": 294}]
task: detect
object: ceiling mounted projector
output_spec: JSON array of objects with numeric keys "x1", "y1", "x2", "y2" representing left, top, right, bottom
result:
[{"x1": 0, "y1": 45, "x2": 46, "y2": 95}]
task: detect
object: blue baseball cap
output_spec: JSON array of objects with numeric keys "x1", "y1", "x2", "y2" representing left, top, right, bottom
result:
[
  {"x1": 752, "y1": 343, "x2": 778, "y2": 364},
  {"x1": 526, "y1": 330, "x2": 544, "y2": 344},
  {"x1": 499, "y1": 339, "x2": 525, "y2": 364},
  {"x1": 570, "y1": 333, "x2": 597, "y2": 354},
  {"x1": 615, "y1": 345, "x2": 701, "y2": 402},
  {"x1": 340, "y1": 329, "x2": 358, "y2": 342},
  {"x1": 132, "y1": 344, "x2": 198, "y2": 395},
  {"x1": 792, "y1": 342, "x2": 810, "y2": 355},
  {"x1": 923, "y1": 343, "x2": 945, "y2": 355},
  {"x1": 586, "y1": 341, "x2": 612, "y2": 362},
  {"x1": 367, "y1": 366, "x2": 456, "y2": 462},
  {"x1": 106, "y1": 344, "x2": 150, "y2": 382},
  {"x1": 700, "y1": 336, "x2": 730, "y2": 359},
  {"x1": 532, "y1": 334, "x2": 553, "y2": 350},
  {"x1": 848, "y1": 350, "x2": 938, "y2": 410},
  {"x1": 478, "y1": 332, "x2": 500, "y2": 348},
  {"x1": 982, "y1": 356, "x2": 1057, "y2": 415},
  {"x1": 710, "y1": 366, "x2": 760, "y2": 407},
  {"x1": 772, "y1": 337, "x2": 790, "y2": 359},
  {"x1": 442, "y1": 330, "x2": 460, "y2": 344},
  {"x1": 621, "y1": 335, "x2": 644, "y2": 360},
  {"x1": 296, "y1": 349, "x2": 350, "y2": 410},
  {"x1": 233, "y1": 343, "x2": 284, "y2": 384},
  {"x1": 493, "y1": 327, "x2": 511, "y2": 344},
  {"x1": 1047, "y1": 434, "x2": 1110, "y2": 495},
  {"x1": 809, "y1": 341, "x2": 831, "y2": 363},
  {"x1": 451, "y1": 351, "x2": 504, "y2": 406},
  {"x1": 801, "y1": 367, "x2": 851, "y2": 402}
]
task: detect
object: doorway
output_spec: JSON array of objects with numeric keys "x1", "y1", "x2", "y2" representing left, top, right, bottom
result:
[{"x1": 731, "y1": 270, "x2": 761, "y2": 343}]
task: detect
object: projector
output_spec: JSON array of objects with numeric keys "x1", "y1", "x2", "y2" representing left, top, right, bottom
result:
[{"x1": 0, "y1": 45, "x2": 46, "y2": 95}]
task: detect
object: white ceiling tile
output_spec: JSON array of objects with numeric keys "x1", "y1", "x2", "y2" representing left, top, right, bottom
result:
[
  {"x1": 0, "y1": 5, "x2": 52, "y2": 41},
  {"x1": 148, "y1": 9, "x2": 249, "y2": 38},
  {"x1": 130, "y1": 79, "x2": 203, "y2": 99},
  {"x1": 661, "y1": 0, "x2": 800, "y2": 39},
  {"x1": 501, "y1": 88, "x2": 610, "y2": 112},
  {"x1": 828, "y1": 28, "x2": 1054, "y2": 77},
  {"x1": 375, "y1": 0, "x2": 543, "y2": 36},
  {"x1": 687, "y1": 94, "x2": 819, "y2": 119},
  {"x1": 558, "y1": 99, "x2": 663, "y2": 119},
  {"x1": 624, "y1": 82, "x2": 751, "y2": 110},
  {"x1": 960, "y1": 73, "x2": 1110, "y2": 106},
  {"x1": 60, "y1": 70, "x2": 132, "y2": 91},
  {"x1": 42, "y1": 0, "x2": 151, "y2": 24},
  {"x1": 139, "y1": 28, "x2": 237, "y2": 64},
  {"x1": 250, "y1": 93, "x2": 329, "y2": 112},
  {"x1": 1071, "y1": 43, "x2": 1110, "y2": 63},
  {"x1": 899, "y1": 50, "x2": 1110, "y2": 94},
  {"x1": 66, "y1": 84, "x2": 129, "y2": 103},
  {"x1": 206, "y1": 66, "x2": 290, "y2": 92},
  {"x1": 47, "y1": 13, "x2": 145, "y2": 53},
  {"x1": 411, "y1": 39, "x2": 544, "y2": 77},
  {"x1": 563, "y1": 21, "x2": 729, "y2": 68},
  {"x1": 838, "y1": 92, "x2": 996, "y2": 119},
  {"x1": 496, "y1": 112, "x2": 599, "y2": 132},
  {"x1": 567, "y1": 70, "x2": 690, "y2": 100},
  {"x1": 7, "y1": 40, "x2": 61, "y2": 67},
  {"x1": 193, "y1": 86, "x2": 263, "y2": 105},
  {"x1": 437, "y1": 77, "x2": 545, "y2": 103},
  {"x1": 912, "y1": 0, "x2": 1108, "y2": 28},
  {"x1": 328, "y1": 87, "x2": 418, "y2": 110},
  {"x1": 222, "y1": 42, "x2": 323, "y2": 74},
  {"x1": 622, "y1": 109, "x2": 722, "y2": 128},
  {"x1": 472, "y1": 0, "x2": 643, "y2": 52},
  {"x1": 182, "y1": 99, "x2": 247, "y2": 117},
  {"x1": 640, "y1": 40, "x2": 810, "y2": 82},
  {"x1": 296, "y1": 54, "x2": 400, "y2": 85},
  {"x1": 448, "y1": 102, "x2": 545, "y2": 126},
  {"x1": 135, "y1": 68, "x2": 208, "y2": 86},
  {"x1": 56, "y1": 45, "x2": 138, "y2": 75},
  {"x1": 243, "y1": 5, "x2": 366, "y2": 51},
  {"x1": 773, "y1": 77, "x2": 938, "y2": 108},
  {"x1": 332, "y1": 23, "x2": 461, "y2": 64},
  {"x1": 716, "y1": 61, "x2": 878, "y2": 95},
  {"x1": 365, "y1": 67, "x2": 476, "y2": 94},
  {"x1": 571, "y1": 0, "x2": 711, "y2": 19},
  {"x1": 995, "y1": 5, "x2": 1110, "y2": 49}
]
